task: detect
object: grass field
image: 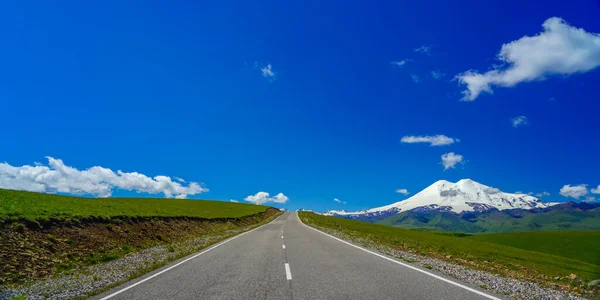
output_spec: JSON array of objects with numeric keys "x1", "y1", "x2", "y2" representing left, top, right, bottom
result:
[
  {"x1": 468, "y1": 230, "x2": 600, "y2": 267},
  {"x1": 0, "y1": 188, "x2": 268, "y2": 222},
  {"x1": 299, "y1": 212, "x2": 600, "y2": 284}
]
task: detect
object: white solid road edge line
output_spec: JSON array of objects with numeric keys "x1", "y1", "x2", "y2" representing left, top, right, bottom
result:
[
  {"x1": 284, "y1": 263, "x2": 292, "y2": 280},
  {"x1": 296, "y1": 214, "x2": 501, "y2": 300},
  {"x1": 282, "y1": 244, "x2": 286, "y2": 249},
  {"x1": 98, "y1": 215, "x2": 282, "y2": 300}
]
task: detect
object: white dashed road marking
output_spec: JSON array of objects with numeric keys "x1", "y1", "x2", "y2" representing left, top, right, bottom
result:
[{"x1": 284, "y1": 263, "x2": 292, "y2": 280}]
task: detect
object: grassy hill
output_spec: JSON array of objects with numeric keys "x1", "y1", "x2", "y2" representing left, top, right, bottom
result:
[
  {"x1": 0, "y1": 188, "x2": 268, "y2": 223},
  {"x1": 0, "y1": 188, "x2": 279, "y2": 287},
  {"x1": 299, "y1": 212, "x2": 600, "y2": 286},
  {"x1": 375, "y1": 206, "x2": 600, "y2": 233}
]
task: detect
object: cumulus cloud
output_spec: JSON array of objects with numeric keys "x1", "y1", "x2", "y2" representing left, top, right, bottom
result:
[
  {"x1": 410, "y1": 74, "x2": 421, "y2": 83},
  {"x1": 230, "y1": 199, "x2": 239, "y2": 203},
  {"x1": 244, "y1": 192, "x2": 289, "y2": 205},
  {"x1": 401, "y1": 135, "x2": 459, "y2": 146},
  {"x1": 535, "y1": 191, "x2": 551, "y2": 197},
  {"x1": 414, "y1": 45, "x2": 432, "y2": 55},
  {"x1": 391, "y1": 59, "x2": 411, "y2": 67},
  {"x1": 333, "y1": 198, "x2": 346, "y2": 204},
  {"x1": 584, "y1": 196, "x2": 597, "y2": 202},
  {"x1": 559, "y1": 184, "x2": 588, "y2": 200},
  {"x1": 261, "y1": 63, "x2": 275, "y2": 78},
  {"x1": 0, "y1": 157, "x2": 208, "y2": 198},
  {"x1": 431, "y1": 70, "x2": 445, "y2": 79},
  {"x1": 456, "y1": 17, "x2": 600, "y2": 101},
  {"x1": 441, "y1": 152, "x2": 464, "y2": 170},
  {"x1": 395, "y1": 188, "x2": 409, "y2": 195},
  {"x1": 511, "y1": 116, "x2": 529, "y2": 128},
  {"x1": 591, "y1": 185, "x2": 600, "y2": 194}
]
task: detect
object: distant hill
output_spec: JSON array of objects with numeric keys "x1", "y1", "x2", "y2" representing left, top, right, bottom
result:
[
  {"x1": 376, "y1": 202, "x2": 600, "y2": 233},
  {"x1": 322, "y1": 179, "x2": 600, "y2": 233}
]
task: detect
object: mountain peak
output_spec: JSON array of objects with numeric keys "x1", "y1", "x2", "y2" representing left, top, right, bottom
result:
[
  {"x1": 457, "y1": 178, "x2": 476, "y2": 184},
  {"x1": 432, "y1": 179, "x2": 453, "y2": 186},
  {"x1": 333, "y1": 179, "x2": 554, "y2": 216}
]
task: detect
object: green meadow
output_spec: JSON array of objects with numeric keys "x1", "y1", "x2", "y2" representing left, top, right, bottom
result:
[
  {"x1": 300, "y1": 212, "x2": 600, "y2": 282},
  {"x1": 0, "y1": 188, "x2": 268, "y2": 222}
]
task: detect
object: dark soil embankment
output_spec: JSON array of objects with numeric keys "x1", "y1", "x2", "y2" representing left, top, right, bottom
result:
[{"x1": 0, "y1": 208, "x2": 280, "y2": 286}]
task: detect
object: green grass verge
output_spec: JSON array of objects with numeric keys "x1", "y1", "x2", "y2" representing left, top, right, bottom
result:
[
  {"x1": 299, "y1": 212, "x2": 600, "y2": 283},
  {"x1": 467, "y1": 230, "x2": 600, "y2": 266},
  {"x1": 0, "y1": 188, "x2": 267, "y2": 222}
]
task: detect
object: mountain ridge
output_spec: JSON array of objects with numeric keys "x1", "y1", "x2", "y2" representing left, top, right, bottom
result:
[
  {"x1": 321, "y1": 179, "x2": 600, "y2": 233},
  {"x1": 324, "y1": 179, "x2": 557, "y2": 219}
]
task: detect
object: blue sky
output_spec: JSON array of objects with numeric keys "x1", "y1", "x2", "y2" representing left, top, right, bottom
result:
[{"x1": 1, "y1": 0, "x2": 599, "y2": 211}]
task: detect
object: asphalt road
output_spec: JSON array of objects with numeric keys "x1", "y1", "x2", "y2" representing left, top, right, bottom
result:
[{"x1": 94, "y1": 212, "x2": 503, "y2": 300}]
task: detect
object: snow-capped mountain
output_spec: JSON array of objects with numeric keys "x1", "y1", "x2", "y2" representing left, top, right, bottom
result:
[{"x1": 324, "y1": 179, "x2": 556, "y2": 219}]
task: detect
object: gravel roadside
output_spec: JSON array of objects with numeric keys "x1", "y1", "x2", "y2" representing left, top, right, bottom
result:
[
  {"x1": 304, "y1": 222, "x2": 586, "y2": 300},
  {"x1": 0, "y1": 227, "x2": 251, "y2": 300}
]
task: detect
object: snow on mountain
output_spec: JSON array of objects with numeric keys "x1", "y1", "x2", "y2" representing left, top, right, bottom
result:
[{"x1": 324, "y1": 179, "x2": 556, "y2": 217}]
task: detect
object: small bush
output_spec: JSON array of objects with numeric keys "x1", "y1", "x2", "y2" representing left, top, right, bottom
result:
[
  {"x1": 167, "y1": 245, "x2": 175, "y2": 253},
  {"x1": 100, "y1": 253, "x2": 120, "y2": 262},
  {"x1": 71, "y1": 218, "x2": 82, "y2": 227},
  {"x1": 47, "y1": 235, "x2": 58, "y2": 244},
  {"x1": 28, "y1": 220, "x2": 42, "y2": 230},
  {"x1": 14, "y1": 223, "x2": 26, "y2": 233},
  {"x1": 121, "y1": 245, "x2": 132, "y2": 253},
  {"x1": 155, "y1": 234, "x2": 164, "y2": 241}
]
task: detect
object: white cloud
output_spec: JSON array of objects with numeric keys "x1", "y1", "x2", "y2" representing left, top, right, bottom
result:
[
  {"x1": 535, "y1": 191, "x2": 551, "y2": 197},
  {"x1": 456, "y1": 17, "x2": 600, "y2": 101},
  {"x1": 261, "y1": 63, "x2": 275, "y2": 78},
  {"x1": 527, "y1": 192, "x2": 534, "y2": 195},
  {"x1": 591, "y1": 185, "x2": 600, "y2": 194},
  {"x1": 559, "y1": 184, "x2": 589, "y2": 199},
  {"x1": 414, "y1": 45, "x2": 432, "y2": 55},
  {"x1": 395, "y1": 188, "x2": 409, "y2": 195},
  {"x1": 511, "y1": 116, "x2": 529, "y2": 128},
  {"x1": 431, "y1": 70, "x2": 445, "y2": 79},
  {"x1": 401, "y1": 135, "x2": 459, "y2": 146},
  {"x1": 584, "y1": 196, "x2": 596, "y2": 202},
  {"x1": 333, "y1": 198, "x2": 346, "y2": 204},
  {"x1": 391, "y1": 59, "x2": 411, "y2": 67},
  {"x1": 410, "y1": 74, "x2": 421, "y2": 83},
  {"x1": 244, "y1": 191, "x2": 289, "y2": 205},
  {"x1": 230, "y1": 199, "x2": 239, "y2": 203},
  {"x1": 441, "y1": 152, "x2": 463, "y2": 170},
  {"x1": 0, "y1": 157, "x2": 208, "y2": 198}
]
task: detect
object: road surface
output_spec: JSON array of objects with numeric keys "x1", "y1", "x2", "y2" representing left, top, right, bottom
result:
[{"x1": 94, "y1": 212, "x2": 502, "y2": 300}]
